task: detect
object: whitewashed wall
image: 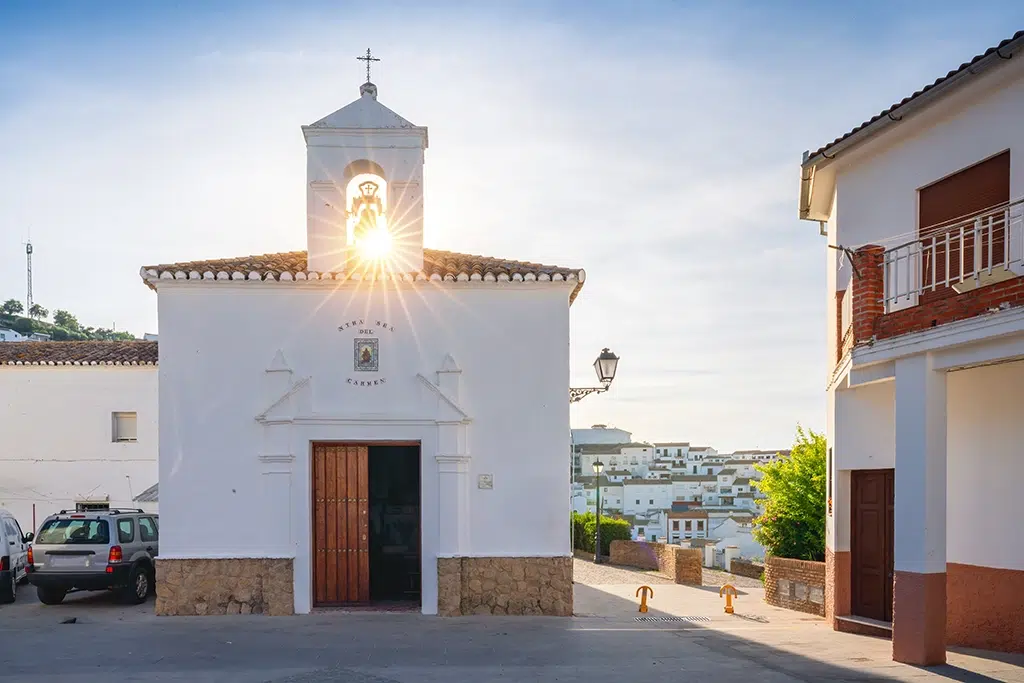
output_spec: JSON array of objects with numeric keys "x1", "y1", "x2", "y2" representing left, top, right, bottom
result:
[
  {"x1": 0, "y1": 367, "x2": 158, "y2": 533},
  {"x1": 947, "y1": 360, "x2": 1024, "y2": 571},
  {"x1": 156, "y1": 280, "x2": 574, "y2": 615}
]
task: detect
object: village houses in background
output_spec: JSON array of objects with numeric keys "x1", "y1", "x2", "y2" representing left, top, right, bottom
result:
[{"x1": 571, "y1": 424, "x2": 787, "y2": 567}]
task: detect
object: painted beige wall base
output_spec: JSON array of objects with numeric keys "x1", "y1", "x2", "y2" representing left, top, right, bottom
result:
[
  {"x1": 437, "y1": 557, "x2": 572, "y2": 616},
  {"x1": 156, "y1": 558, "x2": 294, "y2": 616}
]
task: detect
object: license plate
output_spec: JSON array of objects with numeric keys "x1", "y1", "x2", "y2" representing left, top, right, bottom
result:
[{"x1": 49, "y1": 556, "x2": 88, "y2": 568}]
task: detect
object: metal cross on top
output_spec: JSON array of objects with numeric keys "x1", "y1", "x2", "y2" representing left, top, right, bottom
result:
[{"x1": 356, "y1": 48, "x2": 380, "y2": 83}]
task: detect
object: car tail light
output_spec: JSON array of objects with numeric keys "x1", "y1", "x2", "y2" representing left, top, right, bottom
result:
[
  {"x1": 26, "y1": 546, "x2": 33, "y2": 567},
  {"x1": 108, "y1": 546, "x2": 123, "y2": 564},
  {"x1": 0, "y1": 555, "x2": 8, "y2": 571}
]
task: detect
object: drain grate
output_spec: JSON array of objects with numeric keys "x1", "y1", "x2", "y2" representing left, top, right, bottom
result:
[{"x1": 634, "y1": 616, "x2": 711, "y2": 622}]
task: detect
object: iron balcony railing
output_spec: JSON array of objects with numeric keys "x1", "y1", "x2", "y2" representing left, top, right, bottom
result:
[{"x1": 883, "y1": 199, "x2": 1024, "y2": 312}]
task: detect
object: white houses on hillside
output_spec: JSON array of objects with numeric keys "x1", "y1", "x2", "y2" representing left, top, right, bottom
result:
[{"x1": 0, "y1": 341, "x2": 158, "y2": 534}]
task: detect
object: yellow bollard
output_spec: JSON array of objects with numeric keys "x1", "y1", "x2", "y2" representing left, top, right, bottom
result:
[
  {"x1": 636, "y1": 585, "x2": 654, "y2": 613},
  {"x1": 719, "y1": 584, "x2": 738, "y2": 614}
]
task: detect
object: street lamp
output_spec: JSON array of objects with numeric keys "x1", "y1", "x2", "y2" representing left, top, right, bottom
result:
[
  {"x1": 570, "y1": 348, "x2": 620, "y2": 403},
  {"x1": 593, "y1": 459, "x2": 604, "y2": 564}
]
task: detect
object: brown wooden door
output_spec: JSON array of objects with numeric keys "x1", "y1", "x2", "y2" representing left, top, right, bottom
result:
[
  {"x1": 851, "y1": 469, "x2": 894, "y2": 622},
  {"x1": 919, "y1": 151, "x2": 1010, "y2": 296},
  {"x1": 312, "y1": 443, "x2": 369, "y2": 605}
]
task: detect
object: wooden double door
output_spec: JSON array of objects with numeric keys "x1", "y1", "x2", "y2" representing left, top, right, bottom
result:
[
  {"x1": 851, "y1": 469, "x2": 894, "y2": 622},
  {"x1": 312, "y1": 443, "x2": 370, "y2": 605}
]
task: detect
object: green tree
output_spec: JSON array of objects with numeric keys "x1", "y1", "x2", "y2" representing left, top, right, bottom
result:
[
  {"x1": 28, "y1": 303, "x2": 48, "y2": 320},
  {"x1": 752, "y1": 426, "x2": 826, "y2": 561},
  {"x1": 1, "y1": 299, "x2": 24, "y2": 316},
  {"x1": 53, "y1": 309, "x2": 80, "y2": 331}
]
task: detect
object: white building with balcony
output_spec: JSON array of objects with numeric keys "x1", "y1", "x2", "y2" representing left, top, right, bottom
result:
[{"x1": 800, "y1": 31, "x2": 1024, "y2": 662}]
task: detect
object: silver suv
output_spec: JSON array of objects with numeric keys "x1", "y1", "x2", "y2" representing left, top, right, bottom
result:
[{"x1": 26, "y1": 509, "x2": 159, "y2": 605}]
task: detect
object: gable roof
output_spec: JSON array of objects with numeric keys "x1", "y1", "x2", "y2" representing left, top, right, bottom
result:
[
  {"x1": 0, "y1": 341, "x2": 158, "y2": 366},
  {"x1": 141, "y1": 248, "x2": 585, "y2": 304},
  {"x1": 306, "y1": 85, "x2": 421, "y2": 131},
  {"x1": 804, "y1": 31, "x2": 1024, "y2": 165}
]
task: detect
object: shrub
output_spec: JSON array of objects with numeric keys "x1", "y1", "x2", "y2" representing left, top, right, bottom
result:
[
  {"x1": 753, "y1": 425, "x2": 826, "y2": 562},
  {"x1": 572, "y1": 511, "x2": 631, "y2": 556}
]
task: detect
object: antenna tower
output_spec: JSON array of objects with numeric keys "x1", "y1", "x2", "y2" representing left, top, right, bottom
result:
[{"x1": 24, "y1": 237, "x2": 33, "y2": 314}]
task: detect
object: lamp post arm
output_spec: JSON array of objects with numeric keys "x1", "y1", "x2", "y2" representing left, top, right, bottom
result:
[{"x1": 570, "y1": 386, "x2": 608, "y2": 403}]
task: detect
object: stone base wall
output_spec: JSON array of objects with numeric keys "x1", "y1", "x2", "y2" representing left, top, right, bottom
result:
[
  {"x1": 609, "y1": 540, "x2": 702, "y2": 586},
  {"x1": 437, "y1": 556, "x2": 572, "y2": 616},
  {"x1": 729, "y1": 559, "x2": 765, "y2": 580},
  {"x1": 825, "y1": 547, "x2": 851, "y2": 627},
  {"x1": 156, "y1": 558, "x2": 294, "y2": 616},
  {"x1": 764, "y1": 556, "x2": 825, "y2": 617}
]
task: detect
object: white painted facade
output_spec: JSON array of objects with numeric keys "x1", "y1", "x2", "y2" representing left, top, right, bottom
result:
[
  {"x1": 148, "y1": 80, "x2": 580, "y2": 616},
  {"x1": 801, "y1": 34, "x2": 1024, "y2": 656},
  {"x1": 0, "y1": 366, "x2": 158, "y2": 533},
  {"x1": 814, "y1": 55, "x2": 1024, "y2": 582}
]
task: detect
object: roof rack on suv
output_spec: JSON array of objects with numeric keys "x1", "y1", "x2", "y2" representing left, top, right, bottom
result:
[{"x1": 55, "y1": 508, "x2": 147, "y2": 516}]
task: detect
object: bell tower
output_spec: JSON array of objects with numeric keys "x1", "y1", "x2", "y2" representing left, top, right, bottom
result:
[{"x1": 302, "y1": 50, "x2": 429, "y2": 274}]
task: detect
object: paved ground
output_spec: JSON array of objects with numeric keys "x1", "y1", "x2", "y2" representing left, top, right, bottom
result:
[{"x1": 2, "y1": 572, "x2": 1021, "y2": 682}]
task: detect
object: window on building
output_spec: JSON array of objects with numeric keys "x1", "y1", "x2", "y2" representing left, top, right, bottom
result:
[
  {"x1": 672, "y1": 520, "x2": 679, "y2": 531},
  {"x1": 112, "y1": 412, "x2": 138, "y2": 442},
  {"x1": 697, "y1": 521, "x2": 704, "y2": 531},
  {"x1": 635, "y1": 499, "x2": 640, "y2": 505},
  {"x1": 649, "y1": 499, "x2": 654, "y2": 505},
  {"x1": 684, "y1": 520, "x2": 692, "y2": 531},
  {"x1": 75, "y1": 500, "x2": 110, "y2": 512},
  {"x1": 650, "y1": 534, "x2": 657, "y2": 542}
]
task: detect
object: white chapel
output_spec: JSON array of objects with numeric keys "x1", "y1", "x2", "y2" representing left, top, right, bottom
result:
[{"x1": 141, "y1": 65, "x2": 583, "y2": 616}]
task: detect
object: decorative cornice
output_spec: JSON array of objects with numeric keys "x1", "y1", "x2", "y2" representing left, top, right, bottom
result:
[
  {"x1": 258, "y1": 454, "x2": 296, "y2": 463},
  {"x1": 141, "y1": 267, "x2": 583, "y2": 287}
]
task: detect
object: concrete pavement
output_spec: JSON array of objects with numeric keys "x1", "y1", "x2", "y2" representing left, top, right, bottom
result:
[{"x1": 0, "y1": 571, "x2": 1021, "y2": 682}]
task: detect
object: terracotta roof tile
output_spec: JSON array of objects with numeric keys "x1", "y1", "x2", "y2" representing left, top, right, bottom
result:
[
  {"x1": 141, "y1": 248, "x2": 585, "y2": 303},
  {"x1": 0, "y1": 341, "x2": 158, "y2": 366},
  {"x1": 807, "y1": 31, "x2": 1024, "y2": 160}
]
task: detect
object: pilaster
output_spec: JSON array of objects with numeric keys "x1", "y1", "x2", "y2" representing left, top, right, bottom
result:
[{"x1": 893, "y1": 353, "x2": 947, "y2": 665}]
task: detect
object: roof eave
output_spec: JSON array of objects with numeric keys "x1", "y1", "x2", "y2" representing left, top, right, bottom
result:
[{"x1": 799, "y1": 34, "x2": 1024, "y2": 222}]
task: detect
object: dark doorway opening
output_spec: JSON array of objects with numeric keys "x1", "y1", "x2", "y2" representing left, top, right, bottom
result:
[
  {"x1": 368, "y1": 444, "x2": 421, "y2": 605},
  {"x1": 851, "y1": 468, "x2": 894, "y2": 622}
]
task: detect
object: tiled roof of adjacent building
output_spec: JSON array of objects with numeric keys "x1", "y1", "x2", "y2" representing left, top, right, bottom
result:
[
  {"x1": 133, "y1": 483, "x2": 159, "y2": 503},
  {"x1": 806, "y1": 31, "x2": 1024, "y2": 161},
  {"x1": 0, "y1": 341, "x2": 158, "y2": 366},
  {"x1": 575, "y1": 442, "x2": 653, "y2": 454},
  {"x1": 141, "y1": 248, "x2": 585, "y2": 303}
]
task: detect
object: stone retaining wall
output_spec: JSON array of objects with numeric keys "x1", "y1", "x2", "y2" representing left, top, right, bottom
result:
[
  {"x1": 437, "y1": 556, "x2": 572, "y2": 616},
  {"x1": 609, "y1": 540, "x2": 702, "y2": 586},
  {"x1": 729, "y1": 559, "x2": 765, "y2": 580},
  {"x1": 156, "y1": 558, "x2": 294, "y2": 616},
  {"x1": 764, "y1": 555, "x2": 825, "y2": 617}
]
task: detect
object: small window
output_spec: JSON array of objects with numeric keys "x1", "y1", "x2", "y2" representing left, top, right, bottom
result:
[
  {"x1": 112, "y1": 412, "x2": 138, "y2": 442},
  {"x1": 697, "y1": 521, "x2": 704, "y2": 531},
  {"x1": 685, "y1": 520, "x2": 692, "y2": 531},
  {"x1": 672, "y1": 520, "x2": 679, "y2": 531},
  {"x1": 139, "y1": 517, "x2": 158, "y2": 542},
  {"x1": 117, "y1": 519, "x2": 134, "y2": 543},
  {"x1": 649, "y1": 499, "x2": 654, "y2": 505},
  {"x1": 635, "y1": 499, "x2": 640, "y2": 505}
]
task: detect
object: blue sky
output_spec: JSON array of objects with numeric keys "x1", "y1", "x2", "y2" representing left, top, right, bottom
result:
[{"x1": 2, "y1": 2, "x2": 1023, "y2": 450}]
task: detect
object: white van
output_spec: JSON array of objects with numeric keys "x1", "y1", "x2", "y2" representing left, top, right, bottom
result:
[{"x1": 0, "y1": 507, "x2": 32, "y2": 603}]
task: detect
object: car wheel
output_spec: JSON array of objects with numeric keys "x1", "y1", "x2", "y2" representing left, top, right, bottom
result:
[
  {"x1": 122, "y1": 565, "x2": 149, "y2": 605},
  {"x1": 37, "y1": 585, "x2": 66, "y2": 605},
  {"x1": 0, "y1": 572, "x2": 15, "y2": 604}
]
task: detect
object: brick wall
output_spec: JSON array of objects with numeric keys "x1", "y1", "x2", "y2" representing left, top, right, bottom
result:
[
  {"x1": 610, "y1": 540, "x2": 702, "y2": 586},
  {"x1": 729, "y1": 559, "x2": 764, "y2": 580},
  {"x1": 764, "y1": 556, "x2": 825, "y2": 617},
  {"x1": 848, "y1": 243, "x2": 1024, "y2": 343}
]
